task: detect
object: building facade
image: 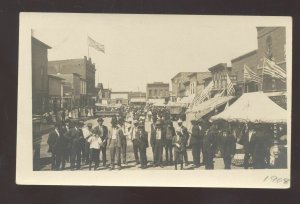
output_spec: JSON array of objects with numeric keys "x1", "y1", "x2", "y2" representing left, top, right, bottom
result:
[
  {"x1": 171, "y1": 72, "x2": 210, "y2": 98},
  {"x1": 208, "y1": 63, "x2": 237, "y2": 97},
  {"x1": 58, "y1": 73, "x2": 81, "y2": 107},
  {"x1": 146, "y1": 82, "x2": 170, "y2": 99},
  {"x1": 171, "y1": 72, "x2": 194, "y2": 98},
  {"x1": 231, "y1": 50, "x2": 259, "y2": 94},
  {"x1": 48, "y1": 56, "x2": 96, "y2": 105},
  {"x1": 32, "y1": 37, "x2": 51, "y2": 115},
  {"x1": 48, "y1": 74, "x2": 64, "y2": 112},
  {"x1": 256, "y1": 27, "x2": 286, "y2": 92},
  {"x1": 110, "y1": 92, "x2": 129, "y2": 105},
  {"x1": 188, "y1": 72, "x2": 211, "y2": 96}
]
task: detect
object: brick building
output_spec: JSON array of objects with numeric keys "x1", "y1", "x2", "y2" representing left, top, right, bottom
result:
[
  {"x1": 146, "y1": 82, "x2": 170, "y2": 99},
  {"x1": 230, "y1": 27, "x2": 286, "y2": 95},
  {"x1": 231, "y1": 50, "x2": 259, "y2": 94},
  {"x1": 256, "y1": 27, "x2": 286, "y2": 92},
  {"x1": 48, "y1": 56, "x2": 96, "y2": 105},
  {"x1": 208, "y1": 63, "x2": 237, "y2": 97},
  {"x1": 171, "y1": 72, "x2": 211, "y2": 98},
  {"x1": 32, "y1": 37, "x2": 51, "y2": 114}
]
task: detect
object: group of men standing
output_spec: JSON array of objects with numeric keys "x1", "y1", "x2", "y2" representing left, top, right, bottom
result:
[
  {"x1": 47, "y1": 114, "x2": 277, "y2": 171},
  {"x1": 47, "y1": 118, "x2": 108, "y2": 171}
]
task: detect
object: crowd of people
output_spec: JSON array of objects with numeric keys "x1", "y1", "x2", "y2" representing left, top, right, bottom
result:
[
  {"x1": 42, "y1": 106, "x2": 95, "y2": 124},
  {"x1": 46, "y1": 104, "x2": 287, "y2": 171}
]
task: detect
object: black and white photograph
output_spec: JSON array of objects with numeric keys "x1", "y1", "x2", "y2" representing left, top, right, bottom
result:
[{"x1": 16, "y1": 13, "x2": 292, "y2": 187}]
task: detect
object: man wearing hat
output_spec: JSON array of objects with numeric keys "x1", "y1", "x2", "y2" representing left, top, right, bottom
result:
[
  {"x1": 82, "y1": 122, "x2": 94, "y2": 164},
  {"x1": 190, "y1": 119, "x2": 204, "y2": 168},
  {"x1": 177, "y1": 119, "x2": 189, "y2": 166},
  {"x1": 172, "y1": 128, "x2": 186, "y2": 170},
  {"x1": 47, "y1": 122, "x2": 65, "y2": 170},
  {"x1": 137, "y1": 121, "x2": 149, "y2": 169},
  {"x1": 77, "y1": 121, "x2": 86, "y2": 164},
  {"x1": 164, "y1": 120, "x2": 175, "y2": 165},
  {"x1": 203, "y1": 122, "x2": 218, "y2": 169},
  {"x1": 150, "y1": 116, "x2": 158, "y2": 163},
  {"x1": 129, "y1": 120, "x2": 140, "y2": 165},
  {"x1": 93, "y1": 117, "x2": 108, "y2": 167},
  {"x1": 67, "y1": 121, "x2": 83, "y2": 170},
  {"x1": 108, "y1": 119, "x2": 123, "y2": 170},
  {"x1": 153, "y1": 119, "x2": 166, "y2": 167}
]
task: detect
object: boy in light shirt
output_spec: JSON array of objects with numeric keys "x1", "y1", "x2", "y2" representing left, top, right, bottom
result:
[{"x1": 87, "y1": 130, "x2": 103, "y2": 170}]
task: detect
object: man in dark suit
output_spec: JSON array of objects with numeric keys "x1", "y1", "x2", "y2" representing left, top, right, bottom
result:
[
  {"x1": 164, "y1": 120, "x2": 175, "y2": 165},
  {"x1": 66, "y1": 121, "x2": 83, "y2": 170},
  {"x1": 137, "y1": 121, "x2": 149, "y2": 169},
  {"x1": 203, "y1": 123, "x2": 218, "y2": 169},
  {"x1": 153, "y1": 119, "x2": 166, "y2": 167},
  {"x1": 251, "y1": 125, "x2": 268, "y2": 169},
  {"x1": 47, "y1": 122, "x2": 61, "y2": 170},
  {"x1": 190, "y1": 120, "x2": 204, "y2": 168},
  {"x1": 178, "y1": 119, "x2": 189, "y2": 166},
  {"x1": 93, "y1": 117, "x2": 108, "y2": 167},
  {"x1": 221, "y1": 129, "x2": 236, "y2": 169},
  {"x1": 240, "y1": 123, "x2": 255, "y2": 169},
  {"x1": 61, "y1": 119, "x2": 71, "y2": 167},
  {"x1": 150, "y1": 116, "x2": 157, "y2": 164}
]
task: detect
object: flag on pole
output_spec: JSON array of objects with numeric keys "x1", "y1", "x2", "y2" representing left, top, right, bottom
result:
[
  {"x1": 88, "y1": 36, "x2": 105, "y2": 53},
  {"x1": 244, "y1": 64, "x2": 262, "y2": 84},
  {"x1": 263, "y1": 57, "x2": 286, "y2": 82},
  {"x1": 226, "y1": 73, "x2": 235, "y2": 96},
  {"x1": 191, "y1": 81, "x2": 213, "y2": 108}
]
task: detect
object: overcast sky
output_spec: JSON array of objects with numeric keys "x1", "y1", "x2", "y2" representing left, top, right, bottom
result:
[{"x1": 32, "y1": 14, "x2": 260, "y2": 92}]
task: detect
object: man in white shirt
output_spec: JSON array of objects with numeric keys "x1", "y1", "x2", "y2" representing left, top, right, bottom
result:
[
  {"x1": 130, "y1": 120, "x2": 140, "y2": 165},
  {"x1": 108, "y1": 120, "x2": 123, "y2": 170},
  {"x1": 82, "y1": 123, "x2": 93, "y2": 164},
  {"x1": 87, "y1": 130, "x2": 102, "y2": 170}
]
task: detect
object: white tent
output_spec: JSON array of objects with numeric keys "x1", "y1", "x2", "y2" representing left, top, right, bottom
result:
[{"x1": 210, "y1": 92, "x2": 287, "y2": 123}]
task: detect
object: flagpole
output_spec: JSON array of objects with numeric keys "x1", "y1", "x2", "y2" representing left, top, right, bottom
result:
[
  {"x1": 261, "y1": 58, "x2": 265, "y2": 92},
  {"x1": 243, "y1": 65, "x2": 246, "y2": 94},
  {"x1": 87, "y1": 33, "x2": 90, "y2": 59}
]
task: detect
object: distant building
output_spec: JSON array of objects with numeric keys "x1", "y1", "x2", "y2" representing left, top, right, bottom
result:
[
  {"x1": 146, "y1": 82, "x2": 170, "y2": 99},
  {"x1": 208, "y1": 63, "x2": 237, "y2": 97},
  {"x1": 61, "y1": 81, "x2": 74, "y2": 110},
  {"x1": 171, "y1": 72, "x2": 210, "y2": 98},
  {"x1": 57, "y1": 73, "x2": 82, "y2": 107},
  {"x1": 171, "y1": 72, "x2": 194, "y2": 98},
  {"x1": 48, "y1": 74, "x2": 64, "y2": 112},
  {"x1": 128, "y1": 91, "x2": 147, "y2": 105},
  {"x1": 110, "y1": 92, "x2": 129, "y2": 105},
  {"x1": 32, "y1": 37, "x2": 51, "y2": 114},
  {"x1": 48, "y1": 56, "x2": 96, "y2": 106}
]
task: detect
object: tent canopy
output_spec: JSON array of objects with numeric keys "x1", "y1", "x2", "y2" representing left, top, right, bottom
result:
[{"x1": 210, "y1": 92, "x2": 287, "y2": 123}]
